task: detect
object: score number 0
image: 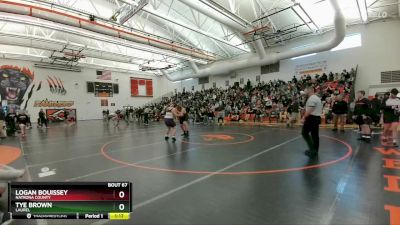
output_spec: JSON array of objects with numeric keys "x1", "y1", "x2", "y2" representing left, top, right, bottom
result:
[
  {"x1": 118, "y1": 191, "x2": 125, "y2": 211},
  {"x1": 118, "y1": 183, "x2": 128, "y2": 211}
]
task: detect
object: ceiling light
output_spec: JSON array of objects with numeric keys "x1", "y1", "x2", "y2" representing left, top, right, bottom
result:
[
  {"x1": 0, "y1": 51, "x2": 48, "y2": 59},
  {"x1": 34, "y1": 63, "x2": 81, "y2": 72}
]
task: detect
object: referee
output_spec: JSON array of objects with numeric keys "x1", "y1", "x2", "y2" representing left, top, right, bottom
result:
[{"x1": 301, "y1": 86, "x2": 323, "y2": 159}]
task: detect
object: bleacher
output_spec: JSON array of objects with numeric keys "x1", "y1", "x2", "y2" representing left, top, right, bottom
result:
[{"x1": 145, "y1": 68, "x2": 357, "y2": 127}]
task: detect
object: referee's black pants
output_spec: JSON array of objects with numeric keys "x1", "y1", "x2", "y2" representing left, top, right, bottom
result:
[{"x1": 302, "y1": 115, "x2": 321, "y2": 153}]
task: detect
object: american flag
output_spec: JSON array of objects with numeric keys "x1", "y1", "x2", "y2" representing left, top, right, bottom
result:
[{"x1": 97, "y1": 70, "x2": 111, "y2": 80}]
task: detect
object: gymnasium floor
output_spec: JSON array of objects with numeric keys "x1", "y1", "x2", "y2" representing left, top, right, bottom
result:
[{"x1": 0, "y1": 120, "x2": 396, "y2": 225}]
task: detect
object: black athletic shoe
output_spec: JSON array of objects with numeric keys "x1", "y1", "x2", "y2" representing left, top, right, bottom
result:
[
  {"x1": 332, "y1": 128, "x2": 338, "y2": 131},
  {"x1": 172, "y1": 137, "x2": 176, "y2": 142},
  {"x1": 340, "y1": 129, "x2": 345, "y2": 133},
  {"x1": 165, "y1": 136, "x2": 169, "y2": 141},
  {"x1": 304, "y1": 150, "x2": 318, "y2": 158}
]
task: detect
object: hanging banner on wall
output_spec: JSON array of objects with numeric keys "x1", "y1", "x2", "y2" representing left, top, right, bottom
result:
[
  {"x1": 130, "y1": 77, "x2": 153, "y2": 97},
  {"x1": 295, "y1": 60, "x2": 327, "y2": 76},
  {"x1": 46, "y1": 109, "x2": 76, "y2": 122},
  {"x1": 33, "y1": 99, "x2": 74, "y2": 108},
  {"x1": 100, "y1": 99, "x2": 108, "y2": 107},
  {"x1": 96, "y1": 70, "x2": 112, "y2": 80}
]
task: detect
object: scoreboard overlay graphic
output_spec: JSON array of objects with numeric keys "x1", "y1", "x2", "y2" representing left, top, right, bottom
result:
[{"x1": 8, "y1": 182, "x2": 132, "y2": 220}]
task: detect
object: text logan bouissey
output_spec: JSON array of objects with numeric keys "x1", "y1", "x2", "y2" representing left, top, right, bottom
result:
[{"x1": 15, "y1": 190, "x2": 68, "y2": 196}]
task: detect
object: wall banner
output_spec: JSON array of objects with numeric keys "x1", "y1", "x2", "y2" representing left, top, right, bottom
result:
[
  {"x1": 295, "y1": 60, "x2": 327, "y2": 76},
  {"x1": 33, "y1": 99, "x2": 74, "y2": 108}
]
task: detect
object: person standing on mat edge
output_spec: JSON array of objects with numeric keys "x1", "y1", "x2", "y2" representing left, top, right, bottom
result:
[
  {"x1": 353, "y1": 90, "x2": 372, "y2": 143},
  {"x1": 38, "y1": 109, "x2": 48, "y2": 128},
  {"x1": 143, "y1": 106, "x2": 150, "y2": 126},
  {"x1": 0, "y1": 105, "x2": 6, "y2": 139},
  {"x1": 301, "y1": 86, "x2": 322, "y2": 159},
  {"x1": 381, "y1": 88, "x2": 400, "y2": 147},
  {"x1": 332, "y1": 94, "x2": 348, "y2": 132},
  {"x1": 164, "y1": 103, "x2": 178, "y2": 142},
  {"x1": 16, "y1": 110, "x2": 29, "y2": 137}
]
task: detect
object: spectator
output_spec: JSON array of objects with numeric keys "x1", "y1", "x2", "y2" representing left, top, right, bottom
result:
[
  {"x1": 143, "y1": 106, "x2": 150, "y2": 125},
  {"x1": 381, "y1": 88, "x2": 400, "y2": 147},
  {"x1": 332, "y1": 94, "x2": 348, "y2": 132},
  {"x1": 286, "y1": 98, "x2": 300, "y2": 128},
  {"x1": 370, "y1": 93, "x2": 382, "y2": 126},
  {"x1": 0, "y1": 106, "x2": 6, "y2": 139},
  {"x1": 5, "y1": 109, "x2": 17, "y2": 136},
  {"x1": 148, "y1": 68, "x2": 356, "y2": 127},
  {"x1": 353, "y1": 90, "x2": 372, "y2": 143}
]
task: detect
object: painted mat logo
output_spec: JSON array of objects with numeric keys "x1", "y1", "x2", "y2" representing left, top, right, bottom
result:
[
  {"x1": 201, "y1": 134, "x2": 235, "y2": 142},
  {"x1": 38, "y1": 167, "x2": 56, "y2": 178},
  {"x1": 33, "y1": 99, "x2": 74, "y2": 108}
]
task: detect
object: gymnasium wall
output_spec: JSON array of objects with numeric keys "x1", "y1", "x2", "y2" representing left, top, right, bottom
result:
[
  {"x1": 162, "y1": 19, "x2": 400, "y2": 94},
  {"x1": 0, "y1": 59, "x2": 162, "y2": 121}
]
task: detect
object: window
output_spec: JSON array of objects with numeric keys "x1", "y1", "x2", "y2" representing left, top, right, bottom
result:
[
  {"x1": 290, "y1": 34, "x2": 361, "y2": 60},
  {"x1": 331, "y1": 33, "x2": 362, "y2": 52},
  {"x1": 198, "y1": 77, "x2": 209, "y2": 84},
  {"x1": 261, "y1": 62, "x2": 279, "y2": 74},
  {"x1": 381, "y1": 71, "x2": 400, "y2": 83}
]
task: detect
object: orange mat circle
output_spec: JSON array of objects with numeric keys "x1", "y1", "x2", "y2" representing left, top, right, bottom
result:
[
  {"x1": 101, "y1": 135, "x2": 352, "y2": 175},
  {"x1": 0, "y1": 145, "x2": 22, "y2": 166}
]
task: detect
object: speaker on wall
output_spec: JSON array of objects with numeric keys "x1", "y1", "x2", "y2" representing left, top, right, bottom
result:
[
  {"x1": 87, "y1": 82, "x2": 94, "y2": 93},
  {"x1": 113, "y1": 83, "x2": 119, "y2": 94}
]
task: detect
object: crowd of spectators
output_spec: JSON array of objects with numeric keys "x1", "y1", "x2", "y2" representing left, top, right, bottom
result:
[{"x1": 129, "y1": 68, "x2": 356, "y2": 125}]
